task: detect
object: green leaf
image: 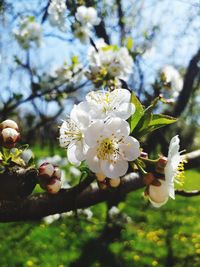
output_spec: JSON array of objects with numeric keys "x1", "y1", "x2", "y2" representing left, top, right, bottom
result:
[
  {"x1": 149, "y1": 114, "x2": 177, "y2": 128},
  {"x1": 71, "y1": 55, "x2": 79, "y2": 67},
  {"x1": 136, "y1": 114, "x2": 177, "y2": 137},
  {"x1": 129, "y1": 92, "x2": 144, "y2": 133},
  {"x1": 126, "y1": 37, "x2": 134, "y2": 51}
]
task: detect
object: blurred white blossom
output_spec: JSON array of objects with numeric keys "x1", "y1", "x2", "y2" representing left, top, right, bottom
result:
[
  {"x1": 48, "y1": 0, "x2": 67, "y2": 31},
  {"x1": 14, "y1": 16, "x2": 43, "y2": 49},
  {"x1": 87, "y1": 39, "x2": 133, "y2": 85},
  {"x1": 73, "y1": 6, "x2": 100, "y2": 43},
  {"x1": 161, "y1": 65, "x2": 183, "y2": 99},
  {"x1": 75, "y1": 6, "x2": 100, "y2": 26}
]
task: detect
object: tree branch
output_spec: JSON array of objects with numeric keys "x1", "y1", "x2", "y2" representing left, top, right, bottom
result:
[
  {"x1": 172, "y1": 49, "x2": 200, "y2": 117},
  {"x1": 0, "y1": 173, "x2": 143, "y2": 222},
  {"x1": 176, "y1": 190, "x2": 200, "y2": 197}
]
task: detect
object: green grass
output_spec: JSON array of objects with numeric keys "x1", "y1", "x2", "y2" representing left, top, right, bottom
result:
[{"x1": 0, "y1": 147, "x2": 199, "y2": 267}]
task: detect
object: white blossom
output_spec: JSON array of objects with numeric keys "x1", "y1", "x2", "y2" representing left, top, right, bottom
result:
[
  {"x1": 43, "y1": 214, "x2": 60, "y2": 224},
  {"x1": 14, "y1": 17, "x2": 42, "y2": 49},
  {"x1": 75, "y1": 6, "x2": 100, "y2": 26},
  {"x1": 84, "y1": 117, "x2": 140, "y2": 178},
  {"x1": 59, "y1": 103, "x2": 90, "y2": 165},
  {"x1": 73, "y1": 22, "x2": 91, "y2": 43},
  {"x1": 48, "y1": 0, "x2": 67, "y2": 31},
  {"x1": 161, "y1": 65, "x2": 183, "y2": 98},
  {"x1": 108, "y1": 206, "x2": 120, "y2": 218},
  {"x1": 77, "y1": 208, "x2": 93, "y2": 220},
  {"x1": 87, "y1": 40, "x2": 133, "y2": 82},
  {"x1": 82, "y1": 89, "x2": 135, "y2": 120}
]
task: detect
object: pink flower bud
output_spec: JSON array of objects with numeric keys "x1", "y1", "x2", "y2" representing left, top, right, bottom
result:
[
  {"x1": 140, "y1": 151, "x2": 148, "y2": 158},
  {"x1": 109, "y1": 178, "x2": 121, "y2": 188},
  {"x1": 148, "y1": 180, "x2": 169, "y2": 207},
  {"x1": 46, "y1": 179, "x2": 61, "y2": 194},
  {"x1": 0, "y1": 128, "x2": 20, "y2": 148},
  {"x1": 39, "y1": 162, "x2": 54, "y2": 177},
  {"x1": 53, "y1": 166, "x2": 61, "y2": 180},
  {"x1": 0, "y1": 119, "x2": 19, "y2": 131}
]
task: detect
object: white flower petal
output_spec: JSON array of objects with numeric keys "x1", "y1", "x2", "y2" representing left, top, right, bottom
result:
[
  {"x1": 100, "y1": 159, "x2": 128, "y2": 178},
  {"x1": 111, "y1": 89, "x2": 131, "y2": 103},
  {"x1": 104, "y1": 117, "x2": 130, "y2": 138},
  {"x1": 84, "y1": 120, "x2": 105, "y2": 147},
  {"x1": 113, "y1": 102, "x2": 135, "y2": 120},
  {"x1": 67, "y1": 142, "x2": 81, "y2": 166},
  {"x1": 70, "y1": 103, "x2": 90, "y2": 129},
  {"x1": 119, "y1": 136, "x2": 140, "y2": 161},
  {"x1": 86, "y1": 147, "x2": 101, "y2": 173}
]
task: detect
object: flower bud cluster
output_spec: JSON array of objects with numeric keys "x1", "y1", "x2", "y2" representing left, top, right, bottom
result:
[
  {"x1": 0, "y1": 119, "x2": 20, "y2": 148},
  {"x1": 38, "y1": 162, "x2": 62, "y2": 194},
  {"x1": 87, "y1": 39, "x2": 133, "y2": 88}
]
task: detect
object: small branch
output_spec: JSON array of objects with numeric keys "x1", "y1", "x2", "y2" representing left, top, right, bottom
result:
[
  {"x1": 116, "y1": 0, "x2": 125, "y2": 44},
  {"x1": 94, "y1": 20, "x2": 110, "y2": 44},
  {"x1": 176, "y1": 190, "x2": 200, "y2": 197},
  {"x1": 183, "y1": 149, "x2": 200, "y2": 169}
]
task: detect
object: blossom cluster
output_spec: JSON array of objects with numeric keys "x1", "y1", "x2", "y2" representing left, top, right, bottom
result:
[
  {"x1": 14, "y1": 16, "x2": 42, "y2": 49},
  {"x1": 48, "y1": 0, "x2": 67, "y2": 31},
  {"x1": 59, "y1": 88, "x2": 140, "y2": 184},
  {"x1": 50, "y1": 58, "x2": 83, "y2": 85},
  {"x1": 73, "y1": 6, "x2": 101, "y2": 43},
  {"x1": 160, "y1": 65, "x2": 183, "y2": 100},
  {"x1": 86, "y1": 39, "x2": 133, "y2": 88}
]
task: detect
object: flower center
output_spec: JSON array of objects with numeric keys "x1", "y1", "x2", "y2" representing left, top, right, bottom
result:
[{"x1": 97, "y1": 137, "x2": 118, "y2": 161}]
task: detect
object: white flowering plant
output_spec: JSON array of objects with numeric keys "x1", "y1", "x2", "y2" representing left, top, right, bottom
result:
[
  {"x1": 3, "y1": 3, "x2": 193, "y2": 211},
  {"x1": 59, "y1": 86, "x2": 186, "y2": 207}
]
